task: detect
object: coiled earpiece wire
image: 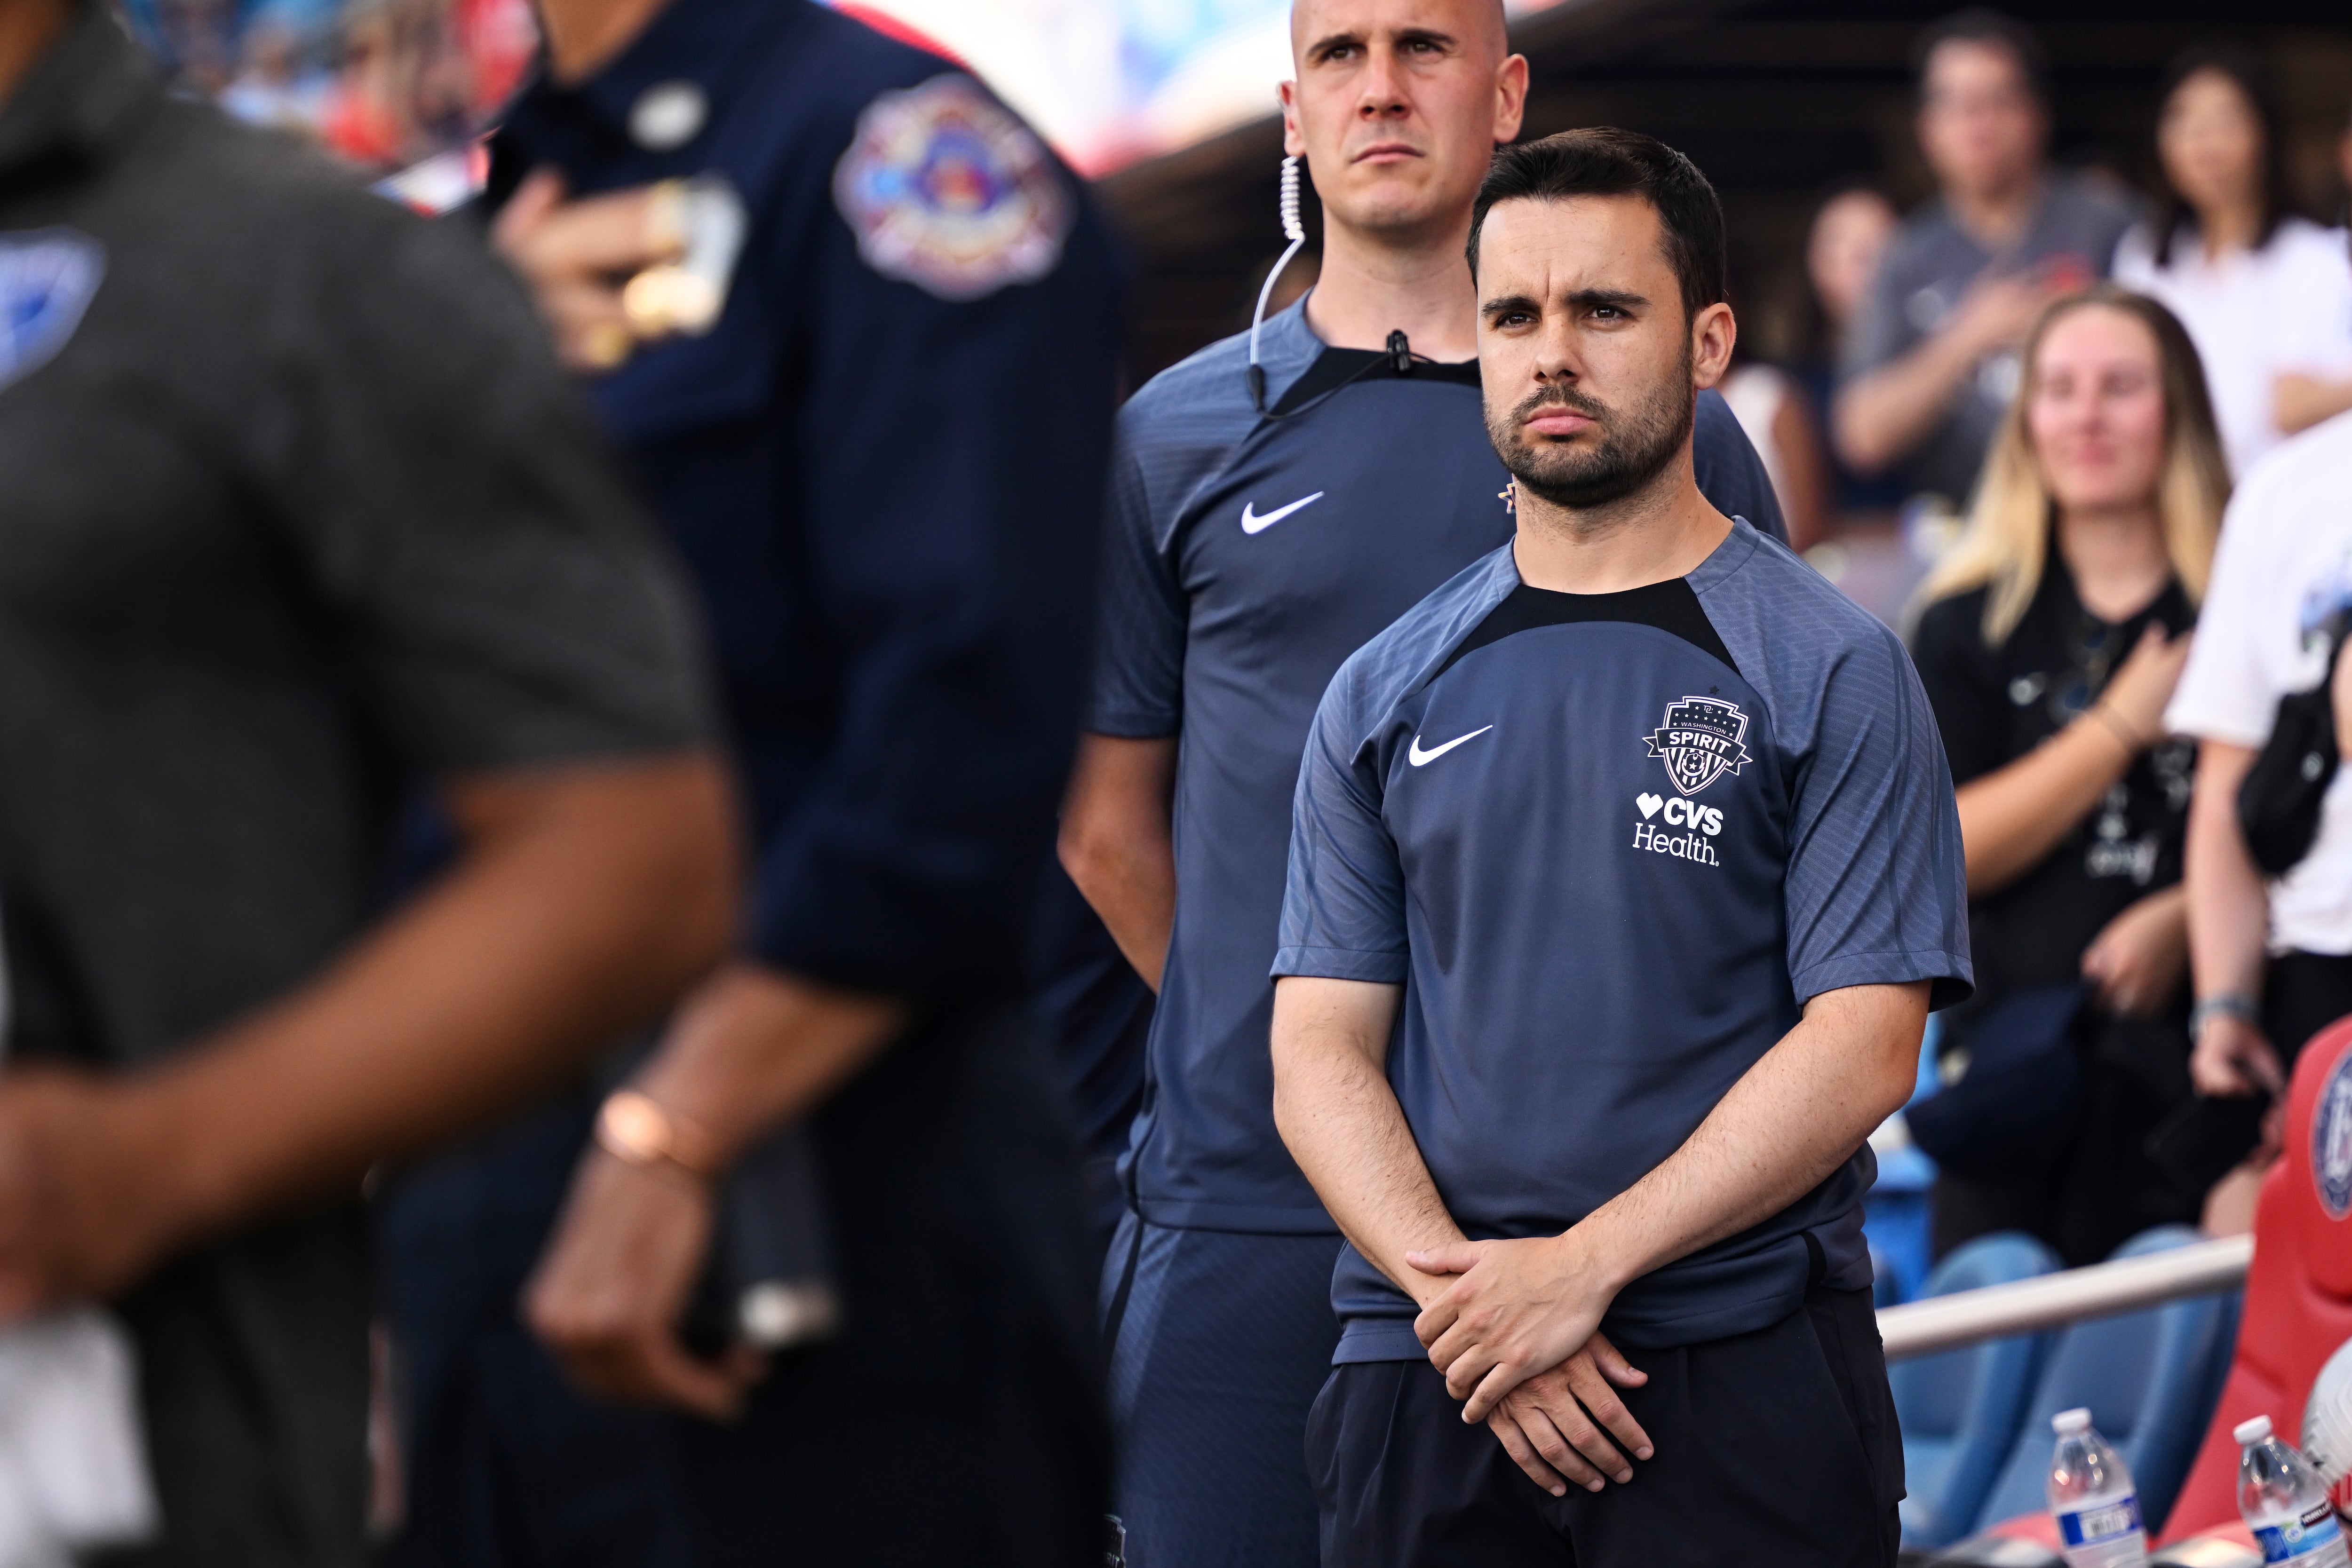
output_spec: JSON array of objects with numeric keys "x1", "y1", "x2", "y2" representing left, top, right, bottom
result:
[{"x1": 1247, "y1": 155, "x2": 1308, "y2": 414}]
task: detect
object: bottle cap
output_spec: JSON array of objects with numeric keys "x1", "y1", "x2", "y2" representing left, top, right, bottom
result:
[
  {"x1": 2053, "y1": 1408, "x2": 2093, "y2": 1434},
  {"x1": 2234, "y1": 1415, "x2": 2274, "y2": 1446}
]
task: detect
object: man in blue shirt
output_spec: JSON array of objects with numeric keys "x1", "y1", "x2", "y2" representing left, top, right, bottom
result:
[
  {"x1": 382, "y1": 4, "x2": 1126, "y2": 1566},
  {"x1": 1271, "y1": 128, "x2": 1971, "y2": 1566},
  {"x1": 1057, "y1": 4, "x2": 1784, "y2": 1562}
]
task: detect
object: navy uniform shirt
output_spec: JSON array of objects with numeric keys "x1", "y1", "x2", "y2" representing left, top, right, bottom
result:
[
  {"x1": 1092, "y1": 298, "x2": 1788, "y2": 1234},
  {"x1": 1276, "y1": 521, "x2": 1971, "y2": 1357},
  {"x1": 490, "y1": 0, "x2": 1123, "y2": 1004}
]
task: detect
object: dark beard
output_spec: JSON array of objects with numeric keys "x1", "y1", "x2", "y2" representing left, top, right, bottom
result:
[{"x1": 1486, "y1": 350, "x2": 1695, "y2": 512}]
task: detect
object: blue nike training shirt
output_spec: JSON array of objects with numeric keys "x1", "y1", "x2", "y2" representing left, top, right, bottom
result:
[
  {"x1": 1091, "y1": 298, "x2": 1789, "y2": 1235},
  {"x1": 1275, "y1": 520, "x2": 1971, "y2": 1356}
]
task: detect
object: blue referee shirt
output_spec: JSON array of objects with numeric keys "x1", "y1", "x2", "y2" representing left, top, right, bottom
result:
[
  {"x1": 1092, "y1": 299, "x2": 1788, "y2": 1234},
  {"x1": 1275, "y1": 521, "x2": 1971, "y2": 1356}
]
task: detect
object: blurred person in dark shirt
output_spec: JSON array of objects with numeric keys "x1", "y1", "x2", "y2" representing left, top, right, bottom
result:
[
  {"x1": 0, "y1": 0, "x2": 738, "y2": 1562},
  {"x1": 428, "y1": 3, "x2": 1127, "y2": 1566},
  {"x1": 1907, "y1": 287, "x2": 2227, "y2": 1265},
  {"x1": 1836, "y1": 9, "x2": 2136, "y2": 506}
]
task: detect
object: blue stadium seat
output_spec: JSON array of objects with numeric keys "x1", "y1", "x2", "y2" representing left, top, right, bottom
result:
[
  {"x1": 1891, "y1": 1232, "x2": 2061, "y2": 1547},
  {"x1": 1971, "y1": 1226, "x2": 2243, "y2": 1537}
]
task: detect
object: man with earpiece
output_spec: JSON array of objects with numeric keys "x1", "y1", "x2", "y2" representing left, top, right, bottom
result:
[{"x1": 1057, "y1": 3, "x2": 1786, "y2": 1564}]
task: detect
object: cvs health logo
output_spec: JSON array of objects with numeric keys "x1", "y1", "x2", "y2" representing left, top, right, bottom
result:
[{"x1": 1635, "y1": 793, "x2": 1723, "y2": 837}]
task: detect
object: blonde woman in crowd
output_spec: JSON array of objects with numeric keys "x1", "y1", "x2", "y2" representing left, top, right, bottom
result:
[{"x1": 1908, "y1": 286, "x2": 2230, "y2": 1265}]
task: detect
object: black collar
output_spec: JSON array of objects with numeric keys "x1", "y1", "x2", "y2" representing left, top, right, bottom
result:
[
  {"x1": 0, "y1": 5, "x2": 162, "y2": 189},
  {"x1": 1266, "y1": 346, "x2": 1479, "y2": 418}
]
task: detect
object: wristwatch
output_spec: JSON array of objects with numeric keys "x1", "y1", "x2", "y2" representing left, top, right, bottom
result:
[
  {"x1": 595, "y1": 1088, "x2": 720, "y2": 1181},
  {"x1": 2188, "y1": 994, "x2": 2259, "y2": 1045}
]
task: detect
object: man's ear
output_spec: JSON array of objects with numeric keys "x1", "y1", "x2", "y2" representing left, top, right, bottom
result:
[
  {"x1": 1279, "y1": 80, "x2": 1305, "y2": 159},
  {"x1": 1492, "y1": 53, "x2": 1528, "y2": 144},
  {"x1": 1689, "y1": 301, "x2": 1736, "y2": 392}
]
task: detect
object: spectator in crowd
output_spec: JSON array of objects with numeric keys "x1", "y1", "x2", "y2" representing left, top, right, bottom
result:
[
  {"x1": 1812, "y1": 185, "x2": 1899, "y2": 348},
  {"x1": 1836, "y1": 9, "x2": 2137, "y2": 506},
  {"x1": 1720, "y1": 344, "x2": 1835, "y2": 550},
  {"x1": 2114, "y1": 43, "x2": 2352, "y2": 477},
  {"x1": 0, "y1": 0, "x2": 739, "y2": 1561},
  {"x1": 1909, "y1": 287, "x2": 2228, "y2": 1265},
  {"x1": 218, "y1": 8, "x2": 332, "y2": 133},
  {"x1": 1800, "y1": 184, "x2": 1908, "y2": 524},
  {"x1": 1673, "y1": 190, "x2": 1906, "y2": 552},
  {"x1": 2169, "y1": 356, "x2": 2352, "y2": 1165}
]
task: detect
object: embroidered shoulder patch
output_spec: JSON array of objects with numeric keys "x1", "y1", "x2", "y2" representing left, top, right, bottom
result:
[
  {"x1": 0, "y1": 229, "x2": 104, "y2": 395},
  {"x1": 833, "y1": 74, "x2": 1069, "y2": 301}
]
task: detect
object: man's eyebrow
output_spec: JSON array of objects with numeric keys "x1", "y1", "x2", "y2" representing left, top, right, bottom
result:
[
  {"x1": 1480, "y1": 293, "x2": 1542, "y2": 318},
  {"x1": 1564, "y1": 288, "x2": 1648, "y2": 310},
  {"x1": 1302, "y1": 29, "x2": 1365, "y2": 61}
]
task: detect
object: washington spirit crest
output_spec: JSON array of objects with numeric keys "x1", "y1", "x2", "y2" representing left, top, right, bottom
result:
[
  {"x1": 2317, "y1": 1041, "x2": 2352, "y2": 1221},
  {"x1": 1644, "y1": 696, "x2": 1753, "y2": 797}
]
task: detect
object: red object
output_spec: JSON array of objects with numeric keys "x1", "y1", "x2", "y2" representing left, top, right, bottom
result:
[
  {"x1": 321, "y1": 84, "x2": 404, "y2": 168},
  {"x1": 2162, "y1": 1022, "x2": 2352, "y2": 1540},
  {"x1": 830, "y1": 4, "x2": 966, "y2": 69},
  {"x1": 1985, "y1": 1511, "x2": 2061, "y2": 1548}
]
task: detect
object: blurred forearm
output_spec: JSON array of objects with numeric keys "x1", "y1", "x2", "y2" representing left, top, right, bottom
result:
[
  {"x1": 627, "y1": 963, "x2": 906, "y2": 1169},
  {"x1": 1833, "y1": 331, "x2": 1981, "y2": 476},
  {"x1": 129, "y1": 754, "x2": 738, "y2": 1249},
  {"x1": 2185, "y1": 740, "x2": 2268, "y2": 1004},
  {"x1": 1059, "y1": 733, "x2": 1178, "y2": 990},
  {"x1": 1956, "y1": 714, "x2": 2137, "y2": 895},
  {"x1": 2276, "y1": 372, "x2": 2352, "y2": 439}
]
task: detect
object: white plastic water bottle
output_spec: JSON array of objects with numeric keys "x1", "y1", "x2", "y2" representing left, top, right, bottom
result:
[
  {"x1": 2237, "y1": 1415, "x2": 2351, "y2": 1566},
  {"x1": 2047, "y1": 1408, "x2": 2150, "y2": 1568}
]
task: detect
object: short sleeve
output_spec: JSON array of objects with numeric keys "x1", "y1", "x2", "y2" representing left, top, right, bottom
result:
[
  {"x1": 2271, "y1": 230, "x2": 2352, "y2": 377},
  {"x1": 1089, "y1": 439, "x2": 1188, "y2": 737},
  {"x1": 2167, "y1": 480, "x2": 2279, "y2": 748},
  {"x1": 1782, "y1": 627, "x2": 1973, "y2": 1009},
  {"x1": 1271, "y1": 680, "x2": 1408, "y2": 983},
  {"x1": 263, "y1": 197, "x2": 712, "y2": 770},
  {"x1": 1908, "y1": 593, "x2": 2007, "y2": 786}
]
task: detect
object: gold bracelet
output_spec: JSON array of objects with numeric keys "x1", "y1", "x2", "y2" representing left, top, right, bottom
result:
[
  {"x1": 595, "y1": 1089, "x2": 720, "y2": 1182},
  {"x1": 2086, "y1": 703, "x2": 2145, "y2": 757}
]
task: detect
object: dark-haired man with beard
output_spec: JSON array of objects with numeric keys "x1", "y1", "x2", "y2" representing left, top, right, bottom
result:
[
  {"x1": 1056, "y1": 5, "x2": 1784, "y2": 1562},
  {"x1": 1271, "y1": 127, "x2": 1972, "y2": 1566}
]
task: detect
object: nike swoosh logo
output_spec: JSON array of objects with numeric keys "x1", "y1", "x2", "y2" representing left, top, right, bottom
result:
[
  {"x1": 1407, "y1": 726, "x2": 1493, "y2": 767},
  {"x1": 1240, "y1": 491, "x2": 1325, "y2": 534}
]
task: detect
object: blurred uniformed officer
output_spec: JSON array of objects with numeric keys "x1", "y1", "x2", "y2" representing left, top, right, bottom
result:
[{"x1": 387, "y1": 3, "x2": 1125, "y2": 1565}]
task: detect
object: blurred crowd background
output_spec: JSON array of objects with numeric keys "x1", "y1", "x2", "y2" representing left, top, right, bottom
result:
[{"x1": 125, "y1": 0, "x2": 2352, "y2": 630}]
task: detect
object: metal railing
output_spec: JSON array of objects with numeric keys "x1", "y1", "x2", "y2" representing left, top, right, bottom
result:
[{"x1": 1877, "y1": 1235, "x2": 2254, "y2": 1361}]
